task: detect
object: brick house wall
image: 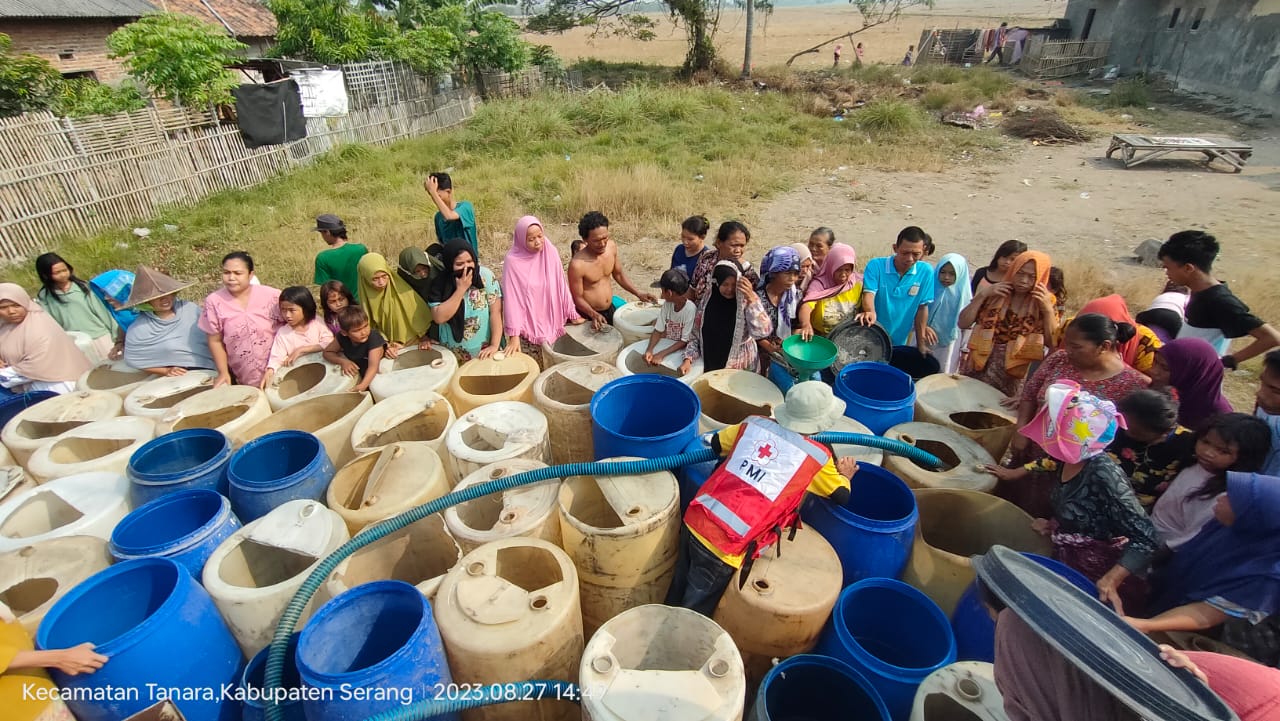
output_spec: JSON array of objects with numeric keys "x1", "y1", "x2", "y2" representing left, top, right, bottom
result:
[{"x1": 1, "y1": 19, "x2": 134, "y2": 84}]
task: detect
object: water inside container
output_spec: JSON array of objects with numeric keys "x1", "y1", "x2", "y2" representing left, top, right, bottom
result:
[
  {"x1": 907, "y1": 439, "x2": 961, "y2": 472},
  {"x1": 551, "y1": 334, "x2": 595, "y2": 357},
  {"x1": 364, "y1": 404, "x2": 450, "y2": 447}
]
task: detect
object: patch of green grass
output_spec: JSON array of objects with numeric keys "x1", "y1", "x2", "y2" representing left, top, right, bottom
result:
[
  {"x1": 1105, "y1": 78, "x2": 1153, "y2": 108},
  {"x1": 7, "y1": 85, "x2": 990, "y2": 294},
  {"x1": 568, "y1": 59, "x2": 678, "y2": 87},
  {"x1": 854, "y1": 100, "x2": 924, "y2": 133},
  {"x1": 845, "y1": 63, "x2": 904, "y2": 88},
  {"x1": 959, "y1": 67, "x2": 1014, "y2": 98},
  {"x1": 911, "y1": 65, "x2": 963, "y2": 85}
]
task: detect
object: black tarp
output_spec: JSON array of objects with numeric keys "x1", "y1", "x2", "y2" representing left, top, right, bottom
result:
[{"x1": 233, "y1": 79, "x2": 307, "y2": 149}]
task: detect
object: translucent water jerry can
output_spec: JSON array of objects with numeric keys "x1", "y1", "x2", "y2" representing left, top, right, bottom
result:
[
  {"x1": 2, "y1": 391, "x2": 123, "y2": 470},
  {"x1": 883, "y1": 422, "x2": 997, "y2": 493},
  {"x1": 580, "y1": 605, "x2": 745, "y2": 721},
  {"x1": 533, "y1": 361, "x2": 623, "y2": 466},
  {"x1": 76, "y1": 360, "x2": 152, "y2": 398},
  {"x1": 445, "y1": 401, "x2": 550, "y2": 482},
  {"x1": 444, "y1": 459, "x2": 562, "y2": 554},
  {"x1": 156, "y1": 384, "x2": 272, "y2": 448},
  {"x1": 557, "y1": 457, "x2": 680, "y2": 636},
  {"x1": 264, "y1": 352, "x2": 357, "y2": 411},
  {"x1": 692, "y1": 369, "x2": 784, "y2": 433},
  {"x1": 434, "y1": 538, "x2": 583, "y2": 721},
  {"x1": 123, "y1": 370, "x2": 218, "y2": 419},
  {"x1": 914, "y1": 374, "x2": 1017, "y2": 462},
  {"x1": 26, "y1": 416, "x2": 156, "y2": 485},
  {"x1": 540, "y1": 322, "x2": 625, "y2": 369},
  {"x1": 326, "y1": 442, "x2": 451, "y2": 535},
  {"x1": 370, "y1": 347, "x2": 458, "y2": 402}
]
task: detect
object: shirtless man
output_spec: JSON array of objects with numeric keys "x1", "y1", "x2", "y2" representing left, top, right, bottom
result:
[{"x1": 569, "y1": 211, "x2": 657, "y2": 330}]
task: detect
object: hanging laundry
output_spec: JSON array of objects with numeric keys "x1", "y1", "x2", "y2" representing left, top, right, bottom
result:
[
  {"x1": 290, "y1": 69, "x2": 350, "y2": 117},
  {"x1": 234, "y1": 79, "x2": 307, "y2": 149}
]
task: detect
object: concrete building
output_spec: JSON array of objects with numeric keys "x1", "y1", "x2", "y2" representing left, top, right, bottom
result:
[
  {"x1": 0, "y1": 0, "x2": 278, "y2": 83},
  {"x1": 1061, "y1": 0, "x2": 1280, "y2": 113}
]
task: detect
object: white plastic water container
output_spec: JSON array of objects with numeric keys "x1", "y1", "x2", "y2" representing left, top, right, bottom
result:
[
  {"x1": 613, "y1": 302, "x2": 661, "y2": 346},
  {"x1": 242, "y1": 391, "x2": 373, "y2": 469},
  {"x1": 579, "y1": 604, "x2": 745, "y2": 721},
  {"x1": 448, "y1": 352, "x2": 542, "y2": 414},
  {"x1": 25, "y1": 416, "x2": 156, "y2": 484},
  {"x1": 532, "y1": 361, "x2": 624, "y2": 466},
  {"x1": 350, "y1": 390, "x2": 456, "y2": 461},
  {"x1": 202, "y1": 499, "x2": 350, "y2": 658},
  {"x1": 691, "y1": 369, "x2": 784, "y2": 433},
  {"x1": 155, "y1": 385, "x2": 272, "y2": 447},
  {"x1": 0, "y1": 535, "x2": 112, "y2": 634},
  {"x1": 325, "y1": 442, "x2": 452, "y2": 535},
  {"x1": 76, "y1": 360, "x2": 151, "y2": 397},
  {"x1": 2, "y1": 391, "x2": 123, "y2": 469},
  {"x1": 123, "y1": 370, "x2": 218, "y2": 419},
  {"x1": 264, "y1": 352, "x2": 356, "y2": 411},
  {"x1": 370, "y1": 347, "x2": 459, "y2": 402},
  {"x1": 443, "y1": 459, "x2": 562, "y2": 554},
  {"x1": 615, "y1": 339, "x2": 702, "y2": 385},
  {"x1": 323, "y1": 514, "x2": 461, "y2": 603},
  {"x1": 444, "y1": 401, "x2": 550, "y2": 482},
  {"x1": 0, "y1": 472, "x2": 132, "y2": 553},
  {"x1": 540, "y1": 322, "x2": 625, "y2": 369}
]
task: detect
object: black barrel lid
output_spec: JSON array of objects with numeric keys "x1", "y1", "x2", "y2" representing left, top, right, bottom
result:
[
  {"x1": 827, "y1": 320, "x2": 892, "y2": 371},
  {"x1": 973, "y1": 546, "x2": 1239, "y2": 721}
]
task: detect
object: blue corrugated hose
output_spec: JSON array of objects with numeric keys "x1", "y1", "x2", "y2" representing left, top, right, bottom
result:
[{"x1": 263, "y1": 432, "x2": 941, "y2": 721}]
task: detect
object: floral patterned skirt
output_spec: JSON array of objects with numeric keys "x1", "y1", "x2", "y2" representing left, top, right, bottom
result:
[{"x1": 1053, "y1": 532, "x2": 1148, "y2": 613}]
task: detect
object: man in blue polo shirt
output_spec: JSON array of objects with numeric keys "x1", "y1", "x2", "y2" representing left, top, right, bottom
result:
[{"x1": 857, "y1": 226, "x2": 936, "y2": 349}]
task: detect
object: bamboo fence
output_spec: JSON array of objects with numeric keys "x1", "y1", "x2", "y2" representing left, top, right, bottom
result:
[
  {"x1": 0, "y1": 63, "x2": 513, "y2": 261},
  {"x1": 1021, "y1": 38, "x2": 1112, "y2": 80}
]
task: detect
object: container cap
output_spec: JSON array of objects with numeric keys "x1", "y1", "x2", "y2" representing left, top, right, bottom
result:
[
  {"x1": 972, "y1": 546, "x2": 1239, "y2": 721},
  {"x1": 827, "y1": 320, "x2": 892, "y2": 370}
]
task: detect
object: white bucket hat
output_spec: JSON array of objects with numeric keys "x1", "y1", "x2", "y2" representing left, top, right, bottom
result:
[{"x1": 772, "y1": 381, "x2": 847, "y2": 435}]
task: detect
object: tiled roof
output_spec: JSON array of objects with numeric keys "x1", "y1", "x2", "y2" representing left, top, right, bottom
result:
[
  {"x1": 157, "y1": 0, "x2": 276, "y2": 37},
  {"x1": 0, "y1": 0, "x2": 158, "y2": 18}
]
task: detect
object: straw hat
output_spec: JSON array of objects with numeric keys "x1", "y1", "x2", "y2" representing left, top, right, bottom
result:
[
  {"x1": 773, "y1": 381, "x2": 847, "y2": 435},
  {"x1": 122, "y1": 265, "x2": 194, "y2": 308}
]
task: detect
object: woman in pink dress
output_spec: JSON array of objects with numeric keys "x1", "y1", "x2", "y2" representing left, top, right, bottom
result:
[{"x1": 200, "y1": 252, "x2": 282, "y2": 388}]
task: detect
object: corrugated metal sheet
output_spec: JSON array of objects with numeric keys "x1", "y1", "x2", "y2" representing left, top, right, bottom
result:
[{"x1": 0, "y1": 0, "x2": 159, "y2": 18}]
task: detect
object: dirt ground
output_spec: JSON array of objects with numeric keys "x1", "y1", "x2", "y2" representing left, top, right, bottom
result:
[{"x1": 529, "y1": 0, "x2": 1064, "y2": 69}]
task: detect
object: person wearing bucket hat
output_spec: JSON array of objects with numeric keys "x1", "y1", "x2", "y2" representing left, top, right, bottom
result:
[
  {"x1": 120, "y1": 266, "x2": 215, "y2": 377},
  {"x1": 312, "y1": 214, "x2": 367, "y2": 304},
  {"x1": 666, "y1": 381, "x2": 857, "y2": 616},
  {"x1": 1014, "y1": 380, "x2": 1158, "y2": 615}
]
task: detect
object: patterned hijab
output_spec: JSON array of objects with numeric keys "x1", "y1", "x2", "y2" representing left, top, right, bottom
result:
[
  {"x1": 967, "y1": 250, "x2": 1055, "y2": 377},
  {"x1": 1019, "y1": 380, "x2": 1126, "y2": 464},
  {"x1": 759, "y1": 246, "x2": 801, "y2": 338}
]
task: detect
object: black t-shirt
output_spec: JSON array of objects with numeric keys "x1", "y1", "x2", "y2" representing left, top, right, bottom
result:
[
  {"x1": 970, "y1": 266, "x2": 990, "y2": 293},
  {"x1": 1184, "y1": 283, "x2": 1263, "y2": 338},
  {"x1": 338, "y1": 329, "x2": 387, "y2": 376}
]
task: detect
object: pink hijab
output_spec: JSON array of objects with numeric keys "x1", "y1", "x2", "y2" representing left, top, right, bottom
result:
[
  {"x1": 501, "y1": 215, "x2": 579, "y2": 345},
  {"x1": 803, "y1": 242, "x2": 860, "y2": 303}
]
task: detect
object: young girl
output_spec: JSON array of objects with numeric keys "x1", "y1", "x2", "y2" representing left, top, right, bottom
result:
[
  {"x1": 1017, "y1": 381, "x2": 1159, "y2": 614},
  {"x1": 927, "y1": 253, "x2": 972, "y2": 373},
  {"x1": 960, "y1": 250, "x2": 1057, "y2": 398},
  {"x1": 35, "y1": 252, "x2": 122, "y2": 362},
  {"x1": 320, "y1": 281, "x2": 355, "y2": 337},
  {"x1": 681, "y1": 260, "x2": 772, "y2": 374},
  {"x1": 797, "y1": 243, "x2": 861, "y2": 340},
  {"x1": 671, "y1": 215, "x2": 711, "y2": 280},
  {"x1": 261, "y1": 286, "x2": 334, "y2": 390},
  {"x1": 1047, "y1": 266, "x2": 1068, "y2": 322},
  {"x1": 970, "y1": 240, "x2": 1027, "y2": 293},
  {"x1": 1147, "y1": 337, "x2": 1232, "y2": 431},
  {"x1": 1151, "y1": 413, "x2": 1271, "y2": 550}
]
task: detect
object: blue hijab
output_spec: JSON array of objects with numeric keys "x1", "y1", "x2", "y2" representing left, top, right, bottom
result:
[
  {"x1": 1149, "y1": 471, "x2": 1280, "y2": 616},
  {"x1": 927, "y1": 253, "x2": 972, "y2": 345}
]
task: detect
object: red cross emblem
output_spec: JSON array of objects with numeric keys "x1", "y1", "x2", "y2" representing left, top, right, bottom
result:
[{"x1": 752, "y1": 441, "x2": 779, "y2": 465}]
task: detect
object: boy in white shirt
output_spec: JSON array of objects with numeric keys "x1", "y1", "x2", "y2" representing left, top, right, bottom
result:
[{"x1": 644, "y1": 268, "x2": 696, "y2": 366}]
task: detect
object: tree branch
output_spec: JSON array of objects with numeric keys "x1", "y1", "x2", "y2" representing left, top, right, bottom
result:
[{"x1": 784, "y1": 20, "x2": 890, "y2": 66}]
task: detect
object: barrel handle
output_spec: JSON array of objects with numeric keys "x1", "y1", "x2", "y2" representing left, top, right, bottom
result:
[{"x1": 360, "y1": 444, "x2": 405, "y2": 507}]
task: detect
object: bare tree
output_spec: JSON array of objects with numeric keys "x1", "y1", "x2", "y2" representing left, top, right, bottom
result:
[{"x1": 784, "y1": 0, "x2": 936, "y2": 67}]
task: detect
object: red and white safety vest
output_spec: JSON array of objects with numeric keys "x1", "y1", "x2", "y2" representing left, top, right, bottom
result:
[{"x1": 685, "y1": 416, "x2": 830, "y2": 559}]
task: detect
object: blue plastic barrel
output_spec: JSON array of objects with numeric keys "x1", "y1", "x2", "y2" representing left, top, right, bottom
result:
[
  {"x1": 241, "y1": 632, "x2": 305, "y2": 721},
  {"x1": 35, "y1": 558, "x2": 244, "y2": 721},
  {"x1": 748, "y1": 654, "x2": 890, "y2": 721},
  {"x1": 297, "y1": 580, "x2": 456, "y2": 721},
  {"x1": 802, "y1": 463, "x2": 917, "y2": 585},
  {"x1": 110, "y1": 489, "x2": 241, "y2": 579},
  {"x1": 833, "y1": 362, "x2": 915, "y2": 435},
  {"x1": 766, "y1": 360, "x2": 822, "y2": 395},
  {"x1": 128, "y1": 428, "x2": 233, "y2": 506},
  {"x1": 0, "y1": 390, "x2": 57, "y2": 430},
  {"x1": 228, "y1": 430, "x2": 335, "y2": 523},
  {"x1": 815, "y1": 578, "x2": 956, "y2": 721},
  {"x1": 590, "y1": 375, "x2": 701, "y2": 461},
  {"x1": 951, "y1": 553, "x2": 1097, "y2": 663}
]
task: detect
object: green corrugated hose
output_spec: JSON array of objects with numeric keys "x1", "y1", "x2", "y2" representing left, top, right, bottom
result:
[{"x1": 263, "y1": 432, "x2": 941, "y2": 721}]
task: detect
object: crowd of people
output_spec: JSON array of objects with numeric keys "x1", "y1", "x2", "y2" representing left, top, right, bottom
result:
[{"x1": 3, "y1": 172, "x2": 1280, "y2": 715}]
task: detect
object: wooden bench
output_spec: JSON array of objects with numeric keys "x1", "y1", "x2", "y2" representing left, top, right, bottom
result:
[{"x1": 1105, "y1": 134, "x2": 1253, "y2": 173}]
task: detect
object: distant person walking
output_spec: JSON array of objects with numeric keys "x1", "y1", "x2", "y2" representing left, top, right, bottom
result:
[
  {"x1": 833, "y1": 43, "x2": 843, "y2": 67},
  {"x1": 986, "y1": 22, "x2": 1009, "y2": 65},
  {"x1": 902, "y1": 45, "x2": 914, "y2": 66},
  {"x1": 855, "y1": 42, "x2": 864, "y2": 66}
]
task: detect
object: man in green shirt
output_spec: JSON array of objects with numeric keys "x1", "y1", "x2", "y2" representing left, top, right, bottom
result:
[
  {"x1": 426, "y1": 172, "x2": 478, "y2": 257},
  {"x1": 312, "y1": 214, "x2": 368, "y2": 302}
]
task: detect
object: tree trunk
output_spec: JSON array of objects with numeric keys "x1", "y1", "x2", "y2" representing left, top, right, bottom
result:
[
  {"x1": 741, "y1": 0, "x2": 754, "y2": 78},
  {"x1": 673, "y1": 0, "x2": 717, "y2": 75}
]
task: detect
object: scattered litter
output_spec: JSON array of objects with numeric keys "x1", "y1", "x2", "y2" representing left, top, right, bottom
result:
[
  {"x1": 163, "y1": 224, "x2": 178, "y2": 232},
  {"x1": 1103, "y1": 66, "x2": 1120, "y2": 81},
  {"x1": 1079, "y1": 192, "x2": 1091, "y2": 199},
  {"x1": 694, "y1": 174, "x2": 704, "y2": 182},
  {"x1": 1021, "y1": 179, "x2": 1033, "y2": 186},
  {"x1": 833, "y1": 116, "x2": 845, "y2": 122},
  {"x1": 1087, "y1": 89, "x2": 1112, "y2": 96},
  {"x1": 967, "y1": 193, "x2": 978, "y2": 198},
  {"x1": 564, "y1": 154, "x2": 571, "y2": 161},
  {"x1": 902, "y1": 205, "x2": 912, "y2": 209},
  {"x1": 972, "y1": 105, "x2": 987, "y2": 118},
  {"x1": 837, "y1": 165, "x2": 848, "y2": 171},
  {"x1": 132, "y1": 227, "x2": 150, "y2": 238},
  {"x1": 1119, "y1": 114, "x2": 1134, "y2": 121}
]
